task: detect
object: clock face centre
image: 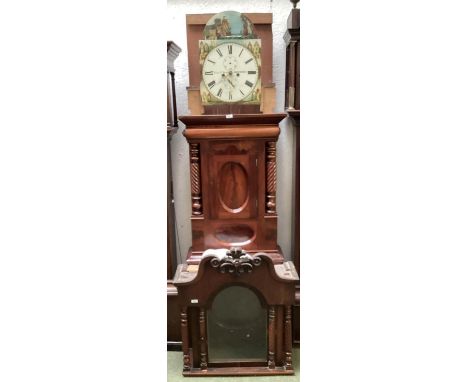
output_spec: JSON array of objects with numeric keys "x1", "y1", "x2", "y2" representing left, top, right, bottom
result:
[
  {"x1": 202, "y1": 42, "x2": 259, "y2": 103},
  {"x1": 223, "y1": 56, "x2": 238, "y2": 70}
]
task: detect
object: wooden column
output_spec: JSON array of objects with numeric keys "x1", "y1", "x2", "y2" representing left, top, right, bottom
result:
[
  {"x1": 268, "y1": 305, "x2": 276, "y2": 369},
  {"x1": 266, "y1": 141, "x2": 277, "y2": 214},
  {"x1": 284, "y1": 305, "x2": 293, "y2": 370},
  {"x1": 190, "y1": 143, "x2": 202, "y2": 216},
  {"x1": 199, "y1": 308, "x2": 208, "y2": 370},
  {"x1": 180, "y1": 307, "x2": 191, "y2": 371}
]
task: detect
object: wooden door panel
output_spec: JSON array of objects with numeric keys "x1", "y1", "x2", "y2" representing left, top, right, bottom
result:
[{"x1": 207, "y1": 141, "x2": 258, "y2": 220}]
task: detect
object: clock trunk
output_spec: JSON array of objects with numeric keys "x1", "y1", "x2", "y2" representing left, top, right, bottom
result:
[{"x1": 180, "y1": 113, "x2": 286, "y2": 265}]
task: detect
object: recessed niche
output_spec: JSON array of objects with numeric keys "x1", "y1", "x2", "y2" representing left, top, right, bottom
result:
[{"x1": 214, "y1": 224, "x2": 255, "y2": 246}]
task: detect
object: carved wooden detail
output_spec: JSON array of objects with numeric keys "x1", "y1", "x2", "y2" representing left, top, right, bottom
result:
[
  {"x1": 199, "y1": 308, "x2": 208, "y2": 370},
  {"x1": 180, "y1": 307, "x2": 191, "y2": 371},
  {"x1": 209, "y1": 247, "x2": 262, "y2": 276},
  {"x1": 284, "y1": 305, "x2": 293, "y2": 370},
  {"x1": 218, "y1": 162, "x2": 249, "y2": 212},
  {"x1": 180, "y1": 114, "x2": 285, "y2": 263},
  {"x1": 190, "y1": 143, "x2": 202, "y2": 215},
  {"x1": 174, "y1": 254, "x2": 298, "y2": 376},
  {"x1": 268, "y1": 305, "x2": 276, "y2": 369},
  {"x1": 266, "y1": 141, "x2": 277, "y2": 214}
]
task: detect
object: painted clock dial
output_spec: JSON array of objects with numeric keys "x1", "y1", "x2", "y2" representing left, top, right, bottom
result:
[{"x1": 202, "y1": 42, "x2": 259, "y2": 103}]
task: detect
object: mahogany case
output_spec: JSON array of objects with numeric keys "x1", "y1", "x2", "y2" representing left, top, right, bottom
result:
[
  {"x1": 174, "y1": 251, "x2": 299, "y2": 376},
  {"x1": 179, "y1": 113, "x2": 286, "y2": 265}
]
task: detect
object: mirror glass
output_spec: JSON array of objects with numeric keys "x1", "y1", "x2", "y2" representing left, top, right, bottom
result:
[{"x1": 207, "y1": 285, "x2": 267, "y2": 363}]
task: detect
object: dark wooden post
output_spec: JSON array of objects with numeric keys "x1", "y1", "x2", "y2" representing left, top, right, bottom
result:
[
  {"x1": 180, "y1": 306, "x2": 190, "y2": 371},
  {"x1": 266, "y1": 142, "x2": 277, "y2": 214},
  {"x1": 268, "y1": 305, "x2": 276, "y2": 369},
  {"x1": 190, "y1": 143, "x2": 202, "y2": 216},
  {"x1": 284, "y1": 305, "x2": 293, "y2": 370},
  {"x1": 199, "y1": 308, "x2": 208, "y2": 370},
  {"x1": 167, "y1": 41, "x2": 181, "y2": 280}
]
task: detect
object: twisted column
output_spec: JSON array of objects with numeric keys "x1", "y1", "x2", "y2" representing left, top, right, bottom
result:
[
  {"x1": 266, "y1": 142, "x2": 277, "y2": 214},
  {"x1": 190, "y1": 143, "x2": 202, "y2": 215}
]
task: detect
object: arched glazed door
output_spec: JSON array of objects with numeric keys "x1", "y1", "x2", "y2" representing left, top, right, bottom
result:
[{"x1": 207, "y1": 285, "x2": 267, "y2": 363}]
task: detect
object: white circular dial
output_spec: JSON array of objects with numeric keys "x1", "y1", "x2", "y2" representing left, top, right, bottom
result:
[{"x1": 202, "y1": 42, "x2": 259, "y2": 103}]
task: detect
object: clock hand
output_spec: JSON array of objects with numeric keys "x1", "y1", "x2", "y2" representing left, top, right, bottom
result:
[{"x1": 227, "y1": 79, "x2": 235, "y2": 88}]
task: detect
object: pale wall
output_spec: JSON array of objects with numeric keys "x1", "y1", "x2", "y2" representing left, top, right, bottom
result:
[{"x1": 167, "y1": 0, "x2": 295, "y2": 264}]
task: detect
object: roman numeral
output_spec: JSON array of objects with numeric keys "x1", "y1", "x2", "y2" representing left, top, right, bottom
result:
[
  {"x1": 207, "y1": 59, "x2": 215, "y2": 64},
  {"x1": 248, "y1": 71, "x2": 257, "y2": 74},
  {"x1": 245, "y1": 58, "x2": 253, "y2": 64},
  {"x1": 239, "y1": 48, "x2": 244, "y2": 57},
  {"x1": 229, "y1": 92, "x2": 232, "y2": 100},
  {"x1": 204, "y1": 71, "x2": 213, "y2": 75},
  {"x1": 240, "y1": 89, "x2": 245, "y2": 96},
  {"x1": 228, "y1": 45, "x2": 232, "y2": 54},
  {"x1": 217, "y1": 88, "x2": 223, "y2": 97},
  {"x1": 208, "y1": 81, "x2": 216, "y2": 89},
  {"x1": 245, "y1": 80, "x2": 254, "y2": 88},
  {"x1": 216, "y1": 48, "x2": 222, "y2": 57}
]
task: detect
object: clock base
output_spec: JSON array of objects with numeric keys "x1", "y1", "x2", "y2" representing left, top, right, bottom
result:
[{"x1": 182, "y1": 366, "x2": 294, "y2": 377}]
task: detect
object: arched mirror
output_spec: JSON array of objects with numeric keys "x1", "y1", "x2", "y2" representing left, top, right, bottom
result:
[{"x1": 207, "y1": 285, "x2": 267, "y2": 363}]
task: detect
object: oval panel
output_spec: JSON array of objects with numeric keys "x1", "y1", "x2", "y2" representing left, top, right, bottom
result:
[
  {"x1": 218, "y1": 162, "x2": 249, "y2": 213},
  {"x1": 215, "y1": 224, "x2": 255, "y2": 246}
]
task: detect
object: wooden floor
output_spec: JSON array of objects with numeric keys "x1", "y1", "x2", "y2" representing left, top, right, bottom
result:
[{"x1": 167, "y1": 348, "x2": 300, "y2": 381}]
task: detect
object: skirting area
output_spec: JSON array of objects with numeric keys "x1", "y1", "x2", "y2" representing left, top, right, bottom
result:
[{"x1": 167, "y1": 348, "x2": 300, "y2": 381}]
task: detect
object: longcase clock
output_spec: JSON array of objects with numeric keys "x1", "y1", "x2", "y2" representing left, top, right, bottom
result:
[{"x1": 174, "y1": 11, "x2": 299, "y2": 376}]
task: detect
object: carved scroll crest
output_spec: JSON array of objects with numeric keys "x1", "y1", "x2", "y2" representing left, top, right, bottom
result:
[{"x1": 209, "y1": 247, "x2": 261, "y2": 276}]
